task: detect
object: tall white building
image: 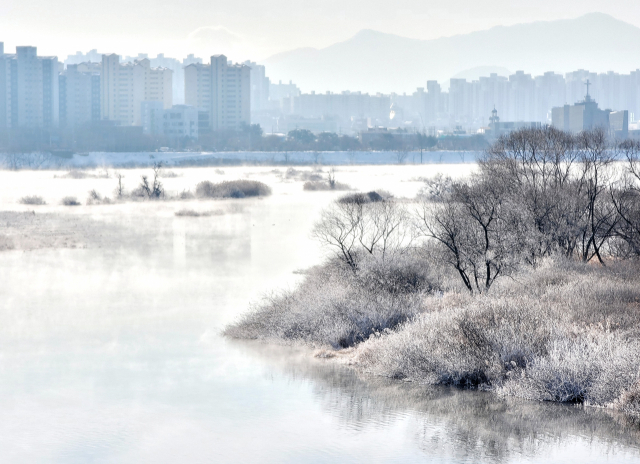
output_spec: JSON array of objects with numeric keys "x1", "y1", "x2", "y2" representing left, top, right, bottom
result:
[
  {"x1": 243, "y1": 61, "x2": 270, "y2": 112},
  {"x1": 0, "y1": 44, "x2": 59, "y2": 129},
  {"x1": 184, "y1": 55, "x2": 250, "y2": 131},
  {"x1": 0, "y1": 42, "x2": 7, "y2": 129},
  {"x1": 100, "y1": 54, "x2": 172, "y2": 126},
  {"x1": 184, "y1": 62, "x2": 211, "y2": 112},
  {"x1": 150, "y1": 54, "x2": 185, "y2": 105},
  {"x1": 59, "y1": 62, "x2": 101, "y2": 128}
]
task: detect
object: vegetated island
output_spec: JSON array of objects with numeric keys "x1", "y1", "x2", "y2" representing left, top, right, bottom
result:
[{"x1": 225, "y1": 127, "x2": 640, "y2": 417}]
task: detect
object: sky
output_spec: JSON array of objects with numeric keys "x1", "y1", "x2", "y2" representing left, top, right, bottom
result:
[{"x1": 0, "y1": 1, "x2": 638, "y2": 63}]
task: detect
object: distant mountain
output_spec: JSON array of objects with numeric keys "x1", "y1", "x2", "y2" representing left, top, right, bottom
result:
[{"x1": 263, "y1": 13, "x2": 640, "y2": 94}]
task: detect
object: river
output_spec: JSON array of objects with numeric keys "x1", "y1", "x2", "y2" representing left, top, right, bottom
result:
[{"x1": 0, "y1": 164, "x2": 638, "y2": 463}]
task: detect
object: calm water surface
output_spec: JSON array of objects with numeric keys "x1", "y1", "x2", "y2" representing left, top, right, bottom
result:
[{"x1": 0, "y1": 165, "x2": 638, "y2": 463}]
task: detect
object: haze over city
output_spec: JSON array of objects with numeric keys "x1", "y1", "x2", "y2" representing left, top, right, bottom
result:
[
  {"x1": 3, "y1": 2, "x2": 640, "y2": 463},
  {"x1": 1, "y1": 2, "x2": 639, "y2": 62}
]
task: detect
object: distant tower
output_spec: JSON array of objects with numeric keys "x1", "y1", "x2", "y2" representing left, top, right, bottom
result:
[
  {"x1": 489, "y1": 106, "x2": 500, "y2": 125},
  {"x1": 489, "y1": 106, "x2": 500, "y2": 138},
  {"x1": 584, "y1": 79, "x2": 592, "y2": 102}
]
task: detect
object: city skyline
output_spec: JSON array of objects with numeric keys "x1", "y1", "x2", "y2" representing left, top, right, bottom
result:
[{"x1": 3, "y1": 39, "x2": 640, "y2": 139}]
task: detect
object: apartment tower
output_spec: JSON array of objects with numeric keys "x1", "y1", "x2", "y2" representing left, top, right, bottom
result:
[
  {"x1": 100, "y1": 54, "x2": 172, "y2": 126},
  {"x1": 184, "y1": 55, "x2": 250, "y2": 131}
]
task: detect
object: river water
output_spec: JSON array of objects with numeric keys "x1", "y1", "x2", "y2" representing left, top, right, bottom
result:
[{"x1": 0, "y1": 165, "x2": 639, "y2": 463}]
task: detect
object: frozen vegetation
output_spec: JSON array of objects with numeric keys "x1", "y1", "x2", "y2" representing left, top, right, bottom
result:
[
  {"x1": 195, "y1": 179, "x2": 272, "y2": 199},
  {"x1": 19, "y1": 195, "x2": 46, "y2": 205},
  {"x1": 22, "y1": 164, "x2": 273, "y2": 206},
  {"x1": 174, "y1": 208, "x2": 225, "y2": 217},
  {"x1": 61, "y1": 196, "x2": 81, "y2": 206},
  {"x1": 226, "y1": 127, "x2": 640, "y2": 415}
]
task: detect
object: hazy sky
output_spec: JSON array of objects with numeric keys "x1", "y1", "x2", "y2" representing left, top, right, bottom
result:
[{"x1": 0, "y1": 1, "x2": 637, "y2": 62}]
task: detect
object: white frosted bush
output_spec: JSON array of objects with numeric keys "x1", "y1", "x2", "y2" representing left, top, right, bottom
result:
[
  {"x1": 351, "y1": 259, "x2": 640, "y2": 411},
  {"x1": 224, "y1": 253, "x2": 436, "y2": 348}
]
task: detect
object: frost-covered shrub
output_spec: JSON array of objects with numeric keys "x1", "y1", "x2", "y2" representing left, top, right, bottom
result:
[
  {"x1": 303, "y1": 180, "x2": 351, "y2": 191},
  {"x1": 337, "y1": 191, "x2": 385, "y2": 204},
  {"x1": 159, "y1": 170, "x2": 180, "y2": 178},
  {"x1": 61, "y1": 196, "x2": 81, "y2": 206},
  {"x1": 224, "y1": 254, "x2": 437, "y2": 348},
  {"x1": 195, "y1": 180, "x2": 271, "y2": 198},
  {"x1": 19, "y1": 195, "x2": 46, "y2": 205},
  {"x1": 353, "y1": 259, "x2": 640, "y2": 409},
  {"x1": 284, "y1": 167, "x2": 323, "y2": 182},
  {"x1": 614, "y1": 382, "x2": 640, "y2": 416},
  {"x1": 58, "y1": 170, "x2": 92, "y2": 179},
  {"x1": 178, "y1": 189, "x2": 195, "y2": 200},
  {"x1": 174, "y1": 209, "x2": 224, "y2": 217}
]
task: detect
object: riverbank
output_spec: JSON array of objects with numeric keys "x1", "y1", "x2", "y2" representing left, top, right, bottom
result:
[
  {"x1": 0, "y1": 150, "x2": 480, "y2": 170},
  {"x1": 225, "y1": 253, "x2": 640, "y2": 415},
  {"x1": 225, "y1": 128, "x2": 640, "y2": 417}
]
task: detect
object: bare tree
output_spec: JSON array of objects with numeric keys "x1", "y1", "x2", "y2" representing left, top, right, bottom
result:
[
  {"x1": 26, "y1": 152, "x2": 52, "y2": 169},
  {"x1": 358, "y1": 199, "x2": 413, "y2": 260},
  {"x1": 415, "y1": 177, "x2": 519, "y2": 293},
  {"x1": 480, "y1": 126, "x2": 619, "y2": 265},
  {"x1": 114, "y1": 173, "x2": 125, "y2": 198},
  {"x1": 610, "y1": 139, "x2": 640, "y2": 257},
  {"x1": 327, "y1": 167, "x2": 336, "y2": 190},
  {"x1": 312, "y1": 199, "x2": 362, "y2": 272},
  {"x1": 574, "y1": 128, "x2": 617, "y2": 264},
  {"x1": 418, "y1": 174, "x2": 453, "y2": 201},
  {"x1": 138, "y1": 163, "x2": 165, "y2": 199},
  {"x1": 395, "y1": 149, "x2": 409, "y2": 164},
  {"x1": 313, "y1": 194, "x2": 411, "y2": 272}
]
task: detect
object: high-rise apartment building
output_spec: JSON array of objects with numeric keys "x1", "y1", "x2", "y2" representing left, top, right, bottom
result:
[
  {"x1": 150, "y1": 54, "x2": 184, "y2": 105},
  {"x1": 184, "y1": 63, "x2": 211, "y2": 112},
  {"x1": 59, "y1": 62, "x2": 100, "y2": 128},
  {"x1": 100, "y1": 54, "x2": 172, "y2": 126},
  {"x1": 0, "y1": 42, "x2": 7, "y2": 129},
  {"x1": 184, "y1": 55, "x2": 250, "y2": 131},
  {"x1": 243, "y1": 61, "x2": 270, "y2": 112},
  {"x1": 0, "y1": 44, "x2": 59, "y2": 129}
]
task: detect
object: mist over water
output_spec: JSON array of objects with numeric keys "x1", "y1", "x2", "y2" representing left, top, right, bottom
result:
[{"x1": 0, "y1": 165, "x2": 638, "y2": 463}]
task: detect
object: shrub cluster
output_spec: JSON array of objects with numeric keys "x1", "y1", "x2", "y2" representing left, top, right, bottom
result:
[
  {"x1": 195, "y1": 179, "x2": 271, "y2": 199},
  {"x1": 19, "y1": 195, "x2": 46, "y2": 205},
  {"x1": 303, "y1": 181, "x2": 350, "y2": 191},
  {"x1": 61, "y1": 196, "x2": 81, "y2": 206},
  {"x1": 224, "y1": 253, "x2": 438, "y2": 348},
  {"x1": 354, "y1": 259, "x2": 640, "y2": 411}
]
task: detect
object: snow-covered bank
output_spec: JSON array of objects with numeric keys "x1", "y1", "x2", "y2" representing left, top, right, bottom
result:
[{"x1": 0, "y1": 150, "x2": 480, "y2": 170}]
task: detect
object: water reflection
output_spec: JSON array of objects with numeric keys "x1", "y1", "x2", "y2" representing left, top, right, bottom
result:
[{"x1": 234, "y1": 341, "x2": 640, "y2": 464}]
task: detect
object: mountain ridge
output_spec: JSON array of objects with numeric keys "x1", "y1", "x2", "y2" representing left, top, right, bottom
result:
[{"x1": 262, "y1": 13, "x2": 640, "y2": 93}]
